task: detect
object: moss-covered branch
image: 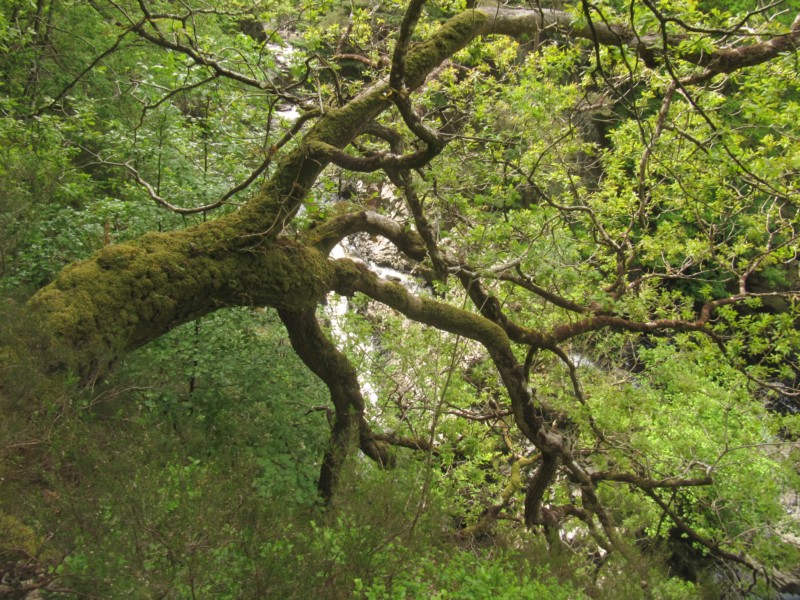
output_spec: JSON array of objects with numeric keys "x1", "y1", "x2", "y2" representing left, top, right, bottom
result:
[
  {"x1": 21, "y1": 2, "x2": 795, "y2": 382},
  {"x1": 25, "y1": 230, "x2": 333, "y2": 381},
  {"x1": 480, "y1": 6, "x2": 800, "y2": 76},
  {"x1": 18, "y1": 9, "x2": 493, "y2": 381},
  {"x1": 278, "y1": 308, "x2": 393, "y2": 502}
]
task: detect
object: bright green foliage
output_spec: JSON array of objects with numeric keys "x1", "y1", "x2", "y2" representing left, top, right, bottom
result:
[
  {"x1": 353, "y1": 554, "x2": 588, "y2": 599},
  {"x1": 2, "y1": 0, "x2": 800, "y2": 598}
]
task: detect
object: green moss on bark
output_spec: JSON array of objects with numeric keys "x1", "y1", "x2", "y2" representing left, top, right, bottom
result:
[
  {"x1": 26, "y1": 224, "x2": 335, "y2": 380},
  {"x1": 18, "y1": 9, "x2": 490, "y2": 383},
  {"x1": 404, "y1": 9, "x2": 488, "y2": 88}
]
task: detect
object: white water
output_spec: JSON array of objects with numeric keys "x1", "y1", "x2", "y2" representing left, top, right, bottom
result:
[
  {"x1": 276, "y1": 105, "x2": 300, "y2": 121},
  {"x1": 267, "y1": 42, "x2": 302, "y2": 121},
  {"x1": 325, "y1": 241, "x2": 425, "y2": 406},
  {"x1": 325, "y1": 242, "x2": 420, "y2": 406}
]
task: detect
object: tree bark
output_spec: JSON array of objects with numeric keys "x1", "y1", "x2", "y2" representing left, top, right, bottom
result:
[
  {"x1": 6, "y1": 5, "x2": 799, "y2": 569},
  {"x1": 16, "y1": 5, "x2": 798, "y2": 381},
  {"x1": 279, "y1": 308, "x2": 392, "y2": 502}
]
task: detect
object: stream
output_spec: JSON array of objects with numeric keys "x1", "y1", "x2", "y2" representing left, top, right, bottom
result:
[{"x1": 326, "y1": 240, "x2": 421, "y2": 406}]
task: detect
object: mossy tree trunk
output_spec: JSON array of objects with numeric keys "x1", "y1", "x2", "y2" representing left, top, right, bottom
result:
[
  {"x1": 6, "y1": 3, "x2": 800, "y2": 579},
  {"x1": 22, "y1": 6, "x2": 797, "y2": 381}
]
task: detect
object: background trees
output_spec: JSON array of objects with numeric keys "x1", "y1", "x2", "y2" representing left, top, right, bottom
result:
[{"x1": 1, "y1": 0, "x2": 799, "y2": 597}]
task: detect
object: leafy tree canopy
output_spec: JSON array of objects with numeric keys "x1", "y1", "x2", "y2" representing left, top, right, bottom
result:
[{"x1": 1, "y1": 0, "x2": 800, "y2": 597}]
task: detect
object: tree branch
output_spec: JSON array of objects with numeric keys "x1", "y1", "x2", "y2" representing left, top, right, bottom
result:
[{"x1": 279, "y1": 308, "x2": 393, "y2": 501}]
